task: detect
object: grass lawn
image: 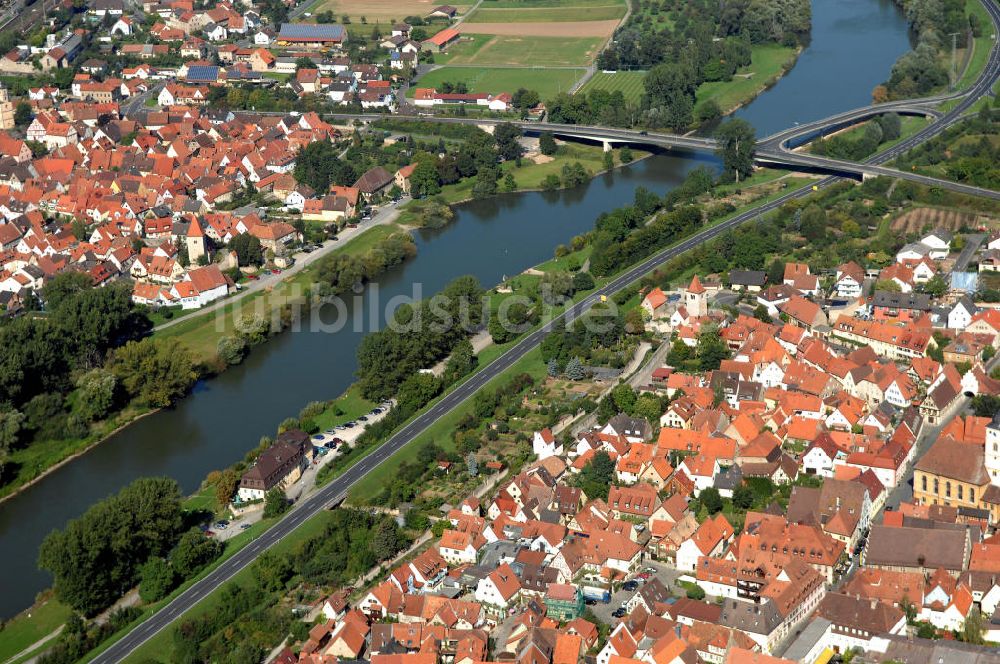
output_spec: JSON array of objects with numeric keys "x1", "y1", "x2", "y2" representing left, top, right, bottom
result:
[
  {"x1": 311, "y1": 385, "x2": 377, "y2": 431},
  {"x1": 410, "y1": 66, "x2": 584, "y2": 99},
  {"x1": 534, "y1": 245, "x2": 593, "y2": 273},
  {"x1": 429, "y1": 143, "x2": 635, "y2": 204},
  {"x1": 156, "y1": 223, "x2": 405, "y2": 364},
  {"x1": 0, "y1": 599, "x2": 73, "y2": 662},
  {"x1": 578, "y1": 70, "x2": 647, "y2": 102},
  {"x1": 695, "y1": 44, "x2": 798, "y2": 114},
  {"x1": 436, "y1": 34, "x2": 604, "y2": 66},
  {"x1": 466, "y1": 4, "x2": 625, "y2": 22}
]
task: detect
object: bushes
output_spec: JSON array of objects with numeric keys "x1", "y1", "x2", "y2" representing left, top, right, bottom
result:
[{"x1": 315, "y1": 232, "x2": 416, "y2": 296}]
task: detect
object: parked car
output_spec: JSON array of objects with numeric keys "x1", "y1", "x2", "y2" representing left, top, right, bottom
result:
[
  {"x1": 622, "y1": 580, "x2": 639, "y2": 591},
  {"x1": 612, "y1": 607, "x2": 627, "y2": 618},
  {"x1": 358, "y1": 416, "x2": 368, "y2": 422},
  {"x1": 240, "y1": 523, "x2": 252, "y2": 530}
]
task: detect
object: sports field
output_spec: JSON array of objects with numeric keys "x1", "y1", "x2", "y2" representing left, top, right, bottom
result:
[
  {"x1": 409, "y1": 66, "x2": 584, "y2": 98},
  {"x1": 314, "y1": 0, "x2": 473, "y2": 22},
  {"x1": 578, "y1": 70, "x2": 646, "y2": 101},
  {"x1": 436, "y1": 34, "x2": 604, "y2": 66}
]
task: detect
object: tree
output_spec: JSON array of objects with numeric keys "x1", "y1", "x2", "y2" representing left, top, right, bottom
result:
[
  {"x1": 696, "y1": 324, "x2": 730, "y2": 371},
  {"x1": 263, "y1": 487, "x2": 289, "y2": 518},
  {"x1": 575, "y1": 451, "x2": 615, "y2": 500},
  {"x1": 964, "y1": 607, "x2": 986, "y2": 644},
  {"x1": 696, "y1": 100, "x2": 722, "y2": 123},
  {"x1": 370, "y1": 517, "x2": 402, "y2": 560},
  {"x1": 700, "y1": 487, "x2": 723, "y2": 514},
  {"x1": 732, "y1": 483, "x2": 755, "y2": 510},
  {"x1": 619, "y1": 146, "x2": 633, "y2": 163},
  {"x1": 565, "y1": 356, "x2": 585, "y2": 380},
  {"x1": 715, "y1": 119, "x2": 756, "y2": 182},
  {"x1": 14, "y1": 101, "x2": 31, "y2": 127},
  {"x1": 921, "y1": 274, "x2": 948, "y2": 297},
  {"x1": 75, "y1": 369, "x2": 117, "y2": 422},
  {"x1": 612, "y1": 383, "x2": 637, "y2": 413},
  {"x1": 138, "y1": 558, "x2": 176, "y2": 602},
  {"x1": 494, "y1": 122, "x2": 523, "y2": 161},
  {"x1": 110, "y1": 338, "x2": 197, "y2": 408},
  {"x1": 410, "y1": 159, "x2": 442, "y2": 197},
  {"x1": 253, "y1": 551, "x2": 292, "y2": 592},
  {"x1": 799, "y1": 205, "x2": 827, "y2": 241},
  {"x1": 170, "y1": 529, "x2": 221, "y2": 579},
  {"x1": 443, "y1": 338, "x2": 476, "y2": 385},
  {"x1": 753, "y1": 304, "x2": 772, "y2": 322},
  {"x1": 217, "y1": 335, "x2": 249, "y2": 365},
  {"x1": 293, "y1": 140, "x2": 356, "y2": 194},
  {"x1": 466, "y1": 453, "x2": 478, "y2": 477},
  {"x1": 230, "y1": 233, "x2": 263, "y2": 266},
  {"x1": 212, "y1": 468, "x2": 239, "y2": 507},
  {"x1": 38, "y1": 478, "x2": 184, "y2": 615},
  {"x1": 539, "y1": 132, "x2": 557, "y2": 156},
  {"x1": 547, "y1": 358, "x2": 559, "y2": 377}
]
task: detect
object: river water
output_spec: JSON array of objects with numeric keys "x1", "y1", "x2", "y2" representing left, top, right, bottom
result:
[{"x1": 0, "y1": 0, "x2": 913, "y2": 619}]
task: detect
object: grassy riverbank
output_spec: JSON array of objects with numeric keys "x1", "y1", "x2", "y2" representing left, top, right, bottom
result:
[{"x1": 695, "y1": 44, "x2": 800, "y2": 115}]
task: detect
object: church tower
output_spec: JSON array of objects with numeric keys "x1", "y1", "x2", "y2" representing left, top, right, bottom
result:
[
  {"x1": 0, "y1": 84, "x2": 15, "y2": 130},
  {"x1": 686, "y1": 274, "x2": 707, "y2": 318},
  {"x1": 186, "y1": 215, "x2": 207, "y2": 264}
]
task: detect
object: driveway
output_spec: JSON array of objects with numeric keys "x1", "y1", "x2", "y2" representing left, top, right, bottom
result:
[{"x1": 953, "y1": 233, "x2": 986, "y2": 272}]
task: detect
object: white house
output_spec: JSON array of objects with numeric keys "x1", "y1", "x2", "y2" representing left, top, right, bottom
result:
[
  {"x1": 802, "y1": 440, "x2": 838, "y2": 477},
  {"x1": 532, "y1": 428, "x2": 563, "y2": 460},
  {"x1": 920, "y1": 230, "x2": 952, "y2": 259},
  {"x1": 947, "y1": 296, "x2": 977, "y2": 330},
  {"x1": 474, "y1": 563, "x2": 521, "y2": 613}
]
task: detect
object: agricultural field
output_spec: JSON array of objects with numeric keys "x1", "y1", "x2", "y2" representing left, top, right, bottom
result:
[
  {"x1": 458, "y1": 19, "x2": 619, "y2": 37},
  {"x1": 695, "y1": 44, "x2": 798, "y2": 114},
  {"x1": 890, "y1": 207, "x2": 994, "y2": 234},
  {"x1": 408, "y1": 66, "x2": 584, "y2": 99},
  {"x1": 578, "y1": 70, "x2": 647, "y2": 102},
  {"x1": 312, "y1": 0, "x2": 472, "y2": 22},
  {"x1": 466, "y1": 0, "x2": 625, "y2": 22},
  {"x1": 435, "y1": 34, "x2": 605, "y2": 66}
]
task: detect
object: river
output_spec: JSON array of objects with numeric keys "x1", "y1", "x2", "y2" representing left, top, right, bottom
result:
[{"x1": 0, "y1": 0, "x2": 913, "y2": 619}]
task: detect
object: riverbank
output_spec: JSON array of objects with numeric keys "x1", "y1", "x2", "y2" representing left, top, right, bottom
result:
[{"x1": 698, "y1": 43, "x2": 803, "y2": 117}]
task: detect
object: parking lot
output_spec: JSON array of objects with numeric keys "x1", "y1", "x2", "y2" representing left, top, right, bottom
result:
[{"x1": 587, "y1": 559, "x2": 687, "y2": 624}]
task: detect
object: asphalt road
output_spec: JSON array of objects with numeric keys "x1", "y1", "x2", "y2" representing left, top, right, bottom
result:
[{"x1": 92, "y1": 2, "x2": 1000, "y2": 661}]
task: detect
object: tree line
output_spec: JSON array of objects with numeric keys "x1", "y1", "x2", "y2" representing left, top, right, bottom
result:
[
  {"x1": 0, "y1": 274, "x2": 198, "y2": 485},
  {"x1": 38, "y1": 477, "x2": 219, "y2": 616}
]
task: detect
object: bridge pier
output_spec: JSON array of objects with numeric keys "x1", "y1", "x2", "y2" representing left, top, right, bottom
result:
[{"x1": 602, "y1": 140, "x2": 613, "y2": 152}]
